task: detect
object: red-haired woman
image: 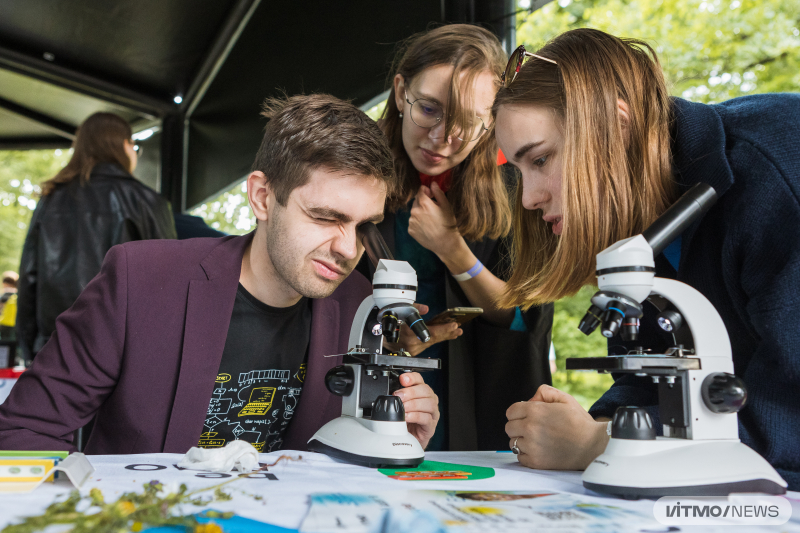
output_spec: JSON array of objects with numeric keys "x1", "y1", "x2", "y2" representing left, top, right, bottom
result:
[
  {"x1": 493, "y1": 28, "x2": 800, "y2": 489},
  {"x1": 17, "y1": 113, "x2": 176, "y2": 362},
  {"x1": 358, "y1": 24, "x2": 554, "y2": 451}
]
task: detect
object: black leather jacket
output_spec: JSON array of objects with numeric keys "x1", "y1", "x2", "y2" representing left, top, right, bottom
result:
[{"x1": 17, "y1": 163, "x2": 177, "y2": 359}]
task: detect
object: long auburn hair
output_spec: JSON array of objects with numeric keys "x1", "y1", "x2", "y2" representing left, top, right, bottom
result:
[
  {"x1": 382, "y1": 24, "x2": 511, "y2": 241},
  {"x1": 41, "y1": 112, "x2": 133, "y2": 196},
  {"x1": 492, "y1": 28, "x2": 678, "y2": 307}
]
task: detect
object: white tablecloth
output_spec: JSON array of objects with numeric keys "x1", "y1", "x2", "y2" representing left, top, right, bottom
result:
[{"x1": 0, "y1": 451, "x2": 797, "y2": 532}]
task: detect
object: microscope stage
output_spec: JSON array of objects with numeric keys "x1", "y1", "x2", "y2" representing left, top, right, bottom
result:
[
  {"x1": 341, "y1": 352, "x2": 441, "y2": 370},
  {"x1": 566, "y1": 355, "x2": 700, "y2": 373}
]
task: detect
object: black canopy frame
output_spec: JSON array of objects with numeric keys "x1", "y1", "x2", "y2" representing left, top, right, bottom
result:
[{"x1": 0, "y1": 0, "x2": 525, "y2": 211}]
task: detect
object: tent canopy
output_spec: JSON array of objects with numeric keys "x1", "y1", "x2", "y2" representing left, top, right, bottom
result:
[{"x1": 0, "y1": 0, "x2": 520, "y2": 210}]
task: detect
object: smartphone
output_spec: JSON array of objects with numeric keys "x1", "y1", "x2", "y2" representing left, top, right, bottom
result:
[{"x1": 426, "y1": 307, "x2": 483, "y2": 326}]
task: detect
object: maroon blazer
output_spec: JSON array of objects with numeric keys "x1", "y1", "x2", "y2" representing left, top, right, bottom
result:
[{"x1": 0, "y1": 234, "x2": 371, "y2": 454}]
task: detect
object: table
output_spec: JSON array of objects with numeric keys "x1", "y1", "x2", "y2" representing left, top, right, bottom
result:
[{"x1": 1, "y1": 451, "x2": 798, "y2": 532}]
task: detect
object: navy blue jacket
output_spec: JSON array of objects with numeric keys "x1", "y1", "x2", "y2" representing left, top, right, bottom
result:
[{"x1": 589, "y1": 94, "x2": 800, "y2": 490}]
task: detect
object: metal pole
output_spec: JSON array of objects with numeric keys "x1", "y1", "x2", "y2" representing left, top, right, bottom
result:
[
  {"x1": 0, "y1": 96, "x2": 76, "y2": 140},
  {"x1": 0, "y1": 45, "x2": 173, "y2": 118}
]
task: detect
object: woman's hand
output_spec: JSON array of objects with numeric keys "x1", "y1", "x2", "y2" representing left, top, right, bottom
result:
[
  {"x1": 394, "y1": 372, "x2": 440, "y2": 449},
  {"x1": 505, "y1": 385, "x2": 610, "y2": 470},
  {"x1": 408, "y1": 183, "x2": 464, "y2": 259},
  {"x1": 384, "y1": 304, "x2": 462, "y2": 357},
  {"x1": 408, "y1": 183, "x2": 513, "y2": 327}
]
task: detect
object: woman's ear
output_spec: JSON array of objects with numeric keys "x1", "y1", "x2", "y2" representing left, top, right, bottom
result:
[
  {"x1": 393, "y1": 74, "x2": 406, "y2": 114},
  {"x1": 617, "y1": 99, "x2": 631, "y2": 148},
  {"x1": 247, "y1": 171, "x2": 271, "y2": 223}
]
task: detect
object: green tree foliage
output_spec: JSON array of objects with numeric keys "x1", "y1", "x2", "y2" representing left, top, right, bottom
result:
[
  {"x1": 364, "y1": 100, "x2": 387, "y2": 121},
  {"x1": 190, "y1": 180, "x2": 255, "y2": 235},
  {"x1": 517, "y1": 0, "x2": 800, "y2": 103},
  {"x1": 0, "y1": 150, "x2": 70, "y2": 273},
  {"x1": 552, "y1": 287, "x2": 613, "y2": 410},
  {"x1": 517, "y1": 0, "x2": 800, "y2": 408}
]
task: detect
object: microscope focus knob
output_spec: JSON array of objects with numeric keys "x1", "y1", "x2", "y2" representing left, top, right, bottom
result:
[
  {"x1": 702, "y1": 373, "x2": 747, "y2": 413},
  {"x1": 372, "y1": 395, "x2": 405, "y2": 422},
  {"x1": 325, "y1": 365, "x2": 355, "y2": 396},
  {"x1": 611, "y1": 406, "x2": 656, "y2": 440}
]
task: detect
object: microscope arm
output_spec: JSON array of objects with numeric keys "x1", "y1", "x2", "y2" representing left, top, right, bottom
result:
[{"x1": 650, "y1": 277, "x2": 731, "y2": 360}]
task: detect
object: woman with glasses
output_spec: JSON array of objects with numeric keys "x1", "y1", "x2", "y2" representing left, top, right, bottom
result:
[
  {"x1": 492, "y1": 28, "x2": 800, "y2": 489},
  {"x1": 358, "y1": 24, "x2": 554, "y2": 452},
  {"x1": 17, "y1": 112, "x2": 177, "y2": 363}
]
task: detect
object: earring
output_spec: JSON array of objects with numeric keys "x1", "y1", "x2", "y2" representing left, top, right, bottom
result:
[{"x1": 399, "y1": 112, "x2": 404, "y2": 118}]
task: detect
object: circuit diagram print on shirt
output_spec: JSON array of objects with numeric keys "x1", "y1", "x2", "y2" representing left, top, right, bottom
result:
[
  {"x1": 200, "y1": 367, "x2": 303, "y2": 452},
  {"x1": 199, "y1": 284, "x2": 311, "y2": 454}
]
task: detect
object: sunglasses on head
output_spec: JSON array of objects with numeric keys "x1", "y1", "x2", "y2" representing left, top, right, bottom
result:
[{"x1": 501, "y1": 45, "x2": 558, "y2": 89}]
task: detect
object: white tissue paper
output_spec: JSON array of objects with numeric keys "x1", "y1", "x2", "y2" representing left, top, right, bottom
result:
[{"x1": 177, "y1": 440, "x2": 260, "y2": 473}]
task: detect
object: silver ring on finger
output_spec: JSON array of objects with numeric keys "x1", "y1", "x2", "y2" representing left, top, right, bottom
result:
[{"x1": 511, "y1": 437, "x2": 521, "y2": 455}]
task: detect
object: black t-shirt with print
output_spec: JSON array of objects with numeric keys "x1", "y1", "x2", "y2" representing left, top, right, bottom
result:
[{"x1": 200, "y1": 283, "x2": 311, "y2": 453}]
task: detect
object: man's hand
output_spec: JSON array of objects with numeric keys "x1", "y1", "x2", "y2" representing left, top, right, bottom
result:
[
  {"x1": 394, "y1": 372, "x2": 439, "y2": 449},
  {"x1": 505, "y1": 385, "x2": 609, "y2": 470},
  {"x1": 408, "y1": 183, "x2": 463, "y2": 258},
  {"x1": 385, "y1": 303, "x2": 462, "y2": 357}
]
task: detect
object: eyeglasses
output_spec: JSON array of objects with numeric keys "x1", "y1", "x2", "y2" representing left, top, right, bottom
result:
[
  {"x1": 501, "y1": 45, "x2": 558, "y2": 89},
  {"x1": 403, "y1": 89, "x2": 489, "y2": 142}
]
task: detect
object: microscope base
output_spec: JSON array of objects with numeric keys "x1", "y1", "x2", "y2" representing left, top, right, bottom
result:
[
  {"x1": 307, "y1": 416, "x2": 424, "y2": 468},
  {"x1": 583, "y1": 437, "x2": 787, "y2": 499}
]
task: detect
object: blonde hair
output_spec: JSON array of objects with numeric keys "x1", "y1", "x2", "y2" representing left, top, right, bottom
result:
[
  {"x1": 382, "y1": 24, "x2": 512, "y2": 241},
  {"x1": 492, "y1": 28, "x2": 678, "y2": 307}
]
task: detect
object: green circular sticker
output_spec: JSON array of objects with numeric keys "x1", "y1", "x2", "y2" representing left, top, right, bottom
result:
[
  {"x1": 9, "y1": 467, "x2": 21, "y2": 474},
  {"x1": 379, "y1": 461, "x2": 495, "y2": 481},
  {"x1": 30, "y1": 466, "x2": 43, "y2": 474}
]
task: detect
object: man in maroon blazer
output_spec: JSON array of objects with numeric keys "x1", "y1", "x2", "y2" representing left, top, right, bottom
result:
[{"x1": 0, "y1": 94, "x2": 440, "y2": 454}]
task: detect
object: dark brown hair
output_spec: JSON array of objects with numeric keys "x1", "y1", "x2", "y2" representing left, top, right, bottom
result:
[
  {"x1": 492, "y1": 28, "x2": 678, "y2": 307},
  {"x1": 382, "y1": 24, "x2": 511, "y2": 241},
  {"x1": 41, "y1": 113, "x2": 133, "y2": 196},
  {"x1": 253, "y1": 94, "x2": 397, "y2": 205}
]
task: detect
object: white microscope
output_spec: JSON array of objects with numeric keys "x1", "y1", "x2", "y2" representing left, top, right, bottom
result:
[
  {"x1": 567, "y1": 183, "x2": 787, "y2": 498},
  {"x1": 307, "y1": 223, "x2": 439, "y2": 468}
]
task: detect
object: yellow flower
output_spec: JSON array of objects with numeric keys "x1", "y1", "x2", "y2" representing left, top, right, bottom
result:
[
  {"x1": 194, "y1": 523, "x2": 223, "y2": 533},
  {"x1": 130, "y1": 522, "x2": 143, "y2": 532},
  {"x1": 117, "y1": 501, "x2": 136, "y2": 516},
  {"x1": 89, "y1": 487, "x2": 105, "y2": 505}
]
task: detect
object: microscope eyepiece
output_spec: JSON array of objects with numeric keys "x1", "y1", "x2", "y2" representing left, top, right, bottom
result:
[
  {"x1": 642, "y1": 183, "x2": 717, "y2": 256},
  {"x1": 360, "y1": 222, "x2": 394, "y2": 266}
]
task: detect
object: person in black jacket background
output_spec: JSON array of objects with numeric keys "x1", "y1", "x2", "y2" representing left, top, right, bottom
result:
[{"x1": 17, "y1": 112, "x2": 177, "y2": 362}]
